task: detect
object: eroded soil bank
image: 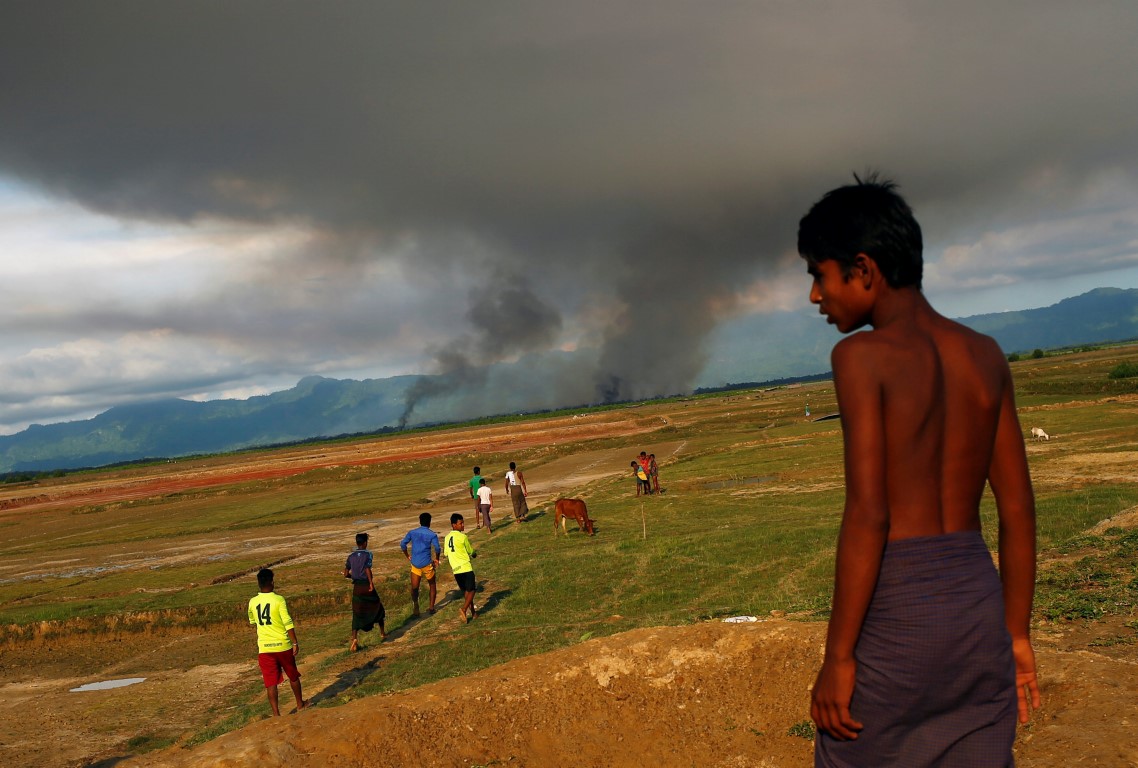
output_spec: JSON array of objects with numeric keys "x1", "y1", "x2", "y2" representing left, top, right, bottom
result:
[{"x1": 124, "y1": 620, "x2": 1138, "y2": 768}]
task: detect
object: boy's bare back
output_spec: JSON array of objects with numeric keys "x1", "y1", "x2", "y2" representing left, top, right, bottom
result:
[{"x1": 836, "y1": 301, "x2": 1024, "y2": 540}]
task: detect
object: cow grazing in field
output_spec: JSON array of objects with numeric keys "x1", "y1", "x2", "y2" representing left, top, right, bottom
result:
[
  {"x1": 554, "y1": 498, "x2": 595, "y2": 536},
  {"x1": 1030, "y1": 427, "x2": 1050, "y2": 441}
]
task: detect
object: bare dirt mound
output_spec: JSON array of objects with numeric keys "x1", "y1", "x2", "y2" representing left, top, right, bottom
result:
[
  {"x1": 123, "y1": 620, "x2": 1138, "y2": 768},
  {"x1": 132, "y1": 621, "x2": 824, "y2": 768}
]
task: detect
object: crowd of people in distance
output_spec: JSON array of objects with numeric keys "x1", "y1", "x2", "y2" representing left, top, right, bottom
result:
[{"x1": 631, "y1": 450, "x2": 660, "y2": 496}]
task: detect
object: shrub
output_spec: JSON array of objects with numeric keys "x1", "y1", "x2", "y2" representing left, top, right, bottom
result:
[
  {"x1": 1032, "y1": 349, "x2": 1045, "y2": 359},
  {"x1": 1007, "y1": 353, "x2": 1021, "y2": 362},
  {"x1": 1108, "y1": 362, "x2": 1138, "y2": 379}
]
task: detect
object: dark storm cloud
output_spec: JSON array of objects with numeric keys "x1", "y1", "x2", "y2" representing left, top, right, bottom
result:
[{"x1": 2, "y1": 1, "x2": 1138, "y2": 423}]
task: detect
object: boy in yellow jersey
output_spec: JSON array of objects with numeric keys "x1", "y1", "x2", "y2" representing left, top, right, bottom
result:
[
  {"x1": 248, "y1": 568, "x2": 308, "y2": 716},
  {"x1": 443, "y1": 513, "x2": 478, "y2": 623}
]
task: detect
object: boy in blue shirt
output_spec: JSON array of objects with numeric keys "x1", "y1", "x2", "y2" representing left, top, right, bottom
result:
[{"x1": 400, "y1": 512, "x2": 442, "y2": 617}]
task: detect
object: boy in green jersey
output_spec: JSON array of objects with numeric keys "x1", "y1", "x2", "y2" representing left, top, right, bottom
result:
[
  {"x1": 248, "y1": 568, "x2": 308, "y2": 715},
  {"x1": 444, "y1": 513, "x2": 478, "y2": 623}
]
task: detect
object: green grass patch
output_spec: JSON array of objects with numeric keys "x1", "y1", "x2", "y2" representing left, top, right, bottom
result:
[{"x1": 1036, "y1": 527, "x2": 1138, "y2": 621}]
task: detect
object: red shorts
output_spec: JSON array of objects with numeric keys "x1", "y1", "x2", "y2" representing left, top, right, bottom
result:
[{"x1": 258, "y1": 649, "x2": 300, "y2": 688}]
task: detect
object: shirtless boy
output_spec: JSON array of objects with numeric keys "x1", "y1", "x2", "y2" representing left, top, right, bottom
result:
[{"x1": 799, "y1": 175, "x2": 1040, "y2": 765}]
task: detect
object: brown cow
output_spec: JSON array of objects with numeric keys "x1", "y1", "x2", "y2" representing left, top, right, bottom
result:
[{"x1": 553, "y1": 498, "x2": 595, "y2": 536}]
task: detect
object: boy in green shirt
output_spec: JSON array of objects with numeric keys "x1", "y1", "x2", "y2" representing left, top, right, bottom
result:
[
  {"x1": 248, "y1": 568, "x2": 308, "y2": 716},
  {"x1": 468, "y1": 466, "x2": 485, "y2": 528},
  {"x1": 444, "y1": 513, "x2": 478, "y2": 623}
]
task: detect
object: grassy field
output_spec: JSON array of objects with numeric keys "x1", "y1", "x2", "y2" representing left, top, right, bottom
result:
[{"x1": 2, "y1": 342, "x2": 1138, "y2": 764}]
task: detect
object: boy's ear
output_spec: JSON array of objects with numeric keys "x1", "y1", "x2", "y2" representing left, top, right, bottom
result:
[{"x1": 851, "y1": 253, "x2": 877, "y2": 288}]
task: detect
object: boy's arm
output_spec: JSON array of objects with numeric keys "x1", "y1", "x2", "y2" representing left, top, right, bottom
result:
[
  {"x1": 288, "y1": 628, "x2": 300, "y2": 656},
  {"x1": 987, "y1": 359, "x2": 1041, "y2": 722},
  {"x1": 365, "y1": 565, "x2": 375, "y2": 593},
  {"x1": 518, "y1": 470, "x2": 527, "y2": 495},
  {"x1": 811, "y1": 338, "x2": 889, "y2": 741}
]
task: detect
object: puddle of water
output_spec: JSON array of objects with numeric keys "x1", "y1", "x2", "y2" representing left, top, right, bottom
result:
[
  {"x1": 70, "y1": 677, "x2": 147, "y2": 692},
  {"x1": 701, "y1": 475, "x2": 777, "y2": 490}
]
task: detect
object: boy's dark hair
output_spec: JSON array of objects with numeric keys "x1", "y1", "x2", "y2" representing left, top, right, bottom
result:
[
  {"x1": 450, "y1": 513, "x2": 464, "y2": 525},
  {"x1": 509, "y1": 461, "x2": 517, "y2": 470},
  {"x1": 797, "y1": 172, "x2": 924, "y2": 289},
  {"x1": 479, "y1": 478, "x2": 487, "y2": 486},
  {"x1": 355, "y1": 532, "x2": 368, "y2": 547},
  {"x1": 257, "y1": 568, "x2": 274, "y2": 589},
  {"x1": 419, "y1": 512, "x2": 431, "y2": 527},
  {"x1": 473, "y1": 466, "x2": 480, "y2": 474},
  {"x1": 631, "y1": 461, "x2": 638, "y2": 467}
]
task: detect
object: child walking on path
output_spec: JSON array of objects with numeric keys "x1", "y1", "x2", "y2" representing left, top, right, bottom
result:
[
  {"x1": 400, "y1": 513, "x2": 442, "y2": 618},
  {"x1": 343, "y1": 532, "x2": 385, "y2": 651},
  {"x1": 443, "y1": 513, "x2": 478, "y2": 623},
  {"x1": 504, "y1": 461, "x2": 529, "y2": 522},
  {"x1": 477, "y1": 478, "x2": 494, "y2": 534}
]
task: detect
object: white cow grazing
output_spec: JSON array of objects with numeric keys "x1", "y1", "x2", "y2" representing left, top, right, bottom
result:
[{"x1": 1030, "y1": 427, "x2": 1050, "y2": 441}]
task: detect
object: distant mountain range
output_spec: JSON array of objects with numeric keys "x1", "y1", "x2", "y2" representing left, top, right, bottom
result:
[{"x1": 3, "y1": 287, "x2": 1136, "y2": 474}]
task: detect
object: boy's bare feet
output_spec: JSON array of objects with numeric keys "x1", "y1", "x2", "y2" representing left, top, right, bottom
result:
[{"x1": 349, "y1": 637, "x2": 358, "y2": 652}]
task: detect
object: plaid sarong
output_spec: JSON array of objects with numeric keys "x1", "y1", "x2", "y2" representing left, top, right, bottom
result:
[
  {"x1": 509, "y1": 485, "x2": 529, "y2": 520},
  {"x1": 351, "y1": 579, "x2": 385, "y2": 632},
  {"x1": 816, "y1": 530, "x2": 1016, "y2": 767}
]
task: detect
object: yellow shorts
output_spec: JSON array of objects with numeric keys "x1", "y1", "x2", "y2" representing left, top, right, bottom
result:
[{"x1": 410, "y1": 563, "x2": 436, "y2": 580}]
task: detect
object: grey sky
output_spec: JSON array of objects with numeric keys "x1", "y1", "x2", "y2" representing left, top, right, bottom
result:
[{"x1": 1, "y1": 2, "x2": 1137, "y2": 433}]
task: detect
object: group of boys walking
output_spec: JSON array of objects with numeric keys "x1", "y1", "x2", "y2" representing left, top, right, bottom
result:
[{"x1": 247, "y1": 478, "x2": 495, "y2": 717}]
